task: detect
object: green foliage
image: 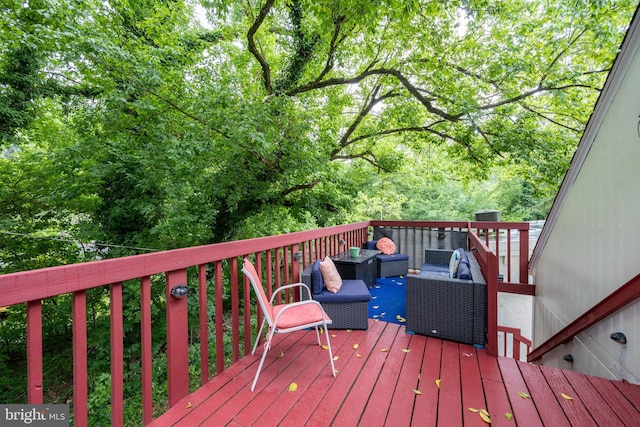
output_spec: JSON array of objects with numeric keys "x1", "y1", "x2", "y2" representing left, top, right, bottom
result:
[{"x1": 1, "y1": 0, "x2": 638, "y2": 420}]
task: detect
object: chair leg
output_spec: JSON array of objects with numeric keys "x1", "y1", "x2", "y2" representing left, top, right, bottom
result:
[
  {"x1": 314, "y1": 326, "x2": 322, "y2": 346},
  {"x1": 252, "y1": 318, "x2": 267, "y2": 355},
  {"x1": 323, "y1": 322, "x2": 336, "y2": 377},
  {"x1": 251, "y1": 325, "x2": 276, "y2": 392}
]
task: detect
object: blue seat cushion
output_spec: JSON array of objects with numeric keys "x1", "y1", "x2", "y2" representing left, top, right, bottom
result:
[
  {"x1": 376, "y1": 253, "x2": 409, "y2": 263},
  {"x1": 311, "y1": 260, "x2": 324, "y2": 295},
  {"x1": 420, "y1": 262, "x2": 450, "y2": 274},
  {"x1": 364, "y1": 240, "x2": 378, "y2": 250},
  {"x1": 457, "y1": 261, "x2": 472, "y2": 280},
  {"x1": 313, "y1": 279, "x2": 371, "y2": 303},
  {"x1": 456, "y1": 248, "x2": 472, "y2": 280}
]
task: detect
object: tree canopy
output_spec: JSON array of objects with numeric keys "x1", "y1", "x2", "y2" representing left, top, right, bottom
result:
[{"x1": 1, "y1": 0, "x2": 638, "y2": 271}]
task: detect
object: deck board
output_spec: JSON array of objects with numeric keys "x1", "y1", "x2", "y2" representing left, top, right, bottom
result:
[
  {"x1": 387, "y1": 333, "x2": 426, "y2": 427},
  {"x1": 517, "y1": 359, "x2": 570, "y2": 427},
  {"x1": 149, "y1": 320, "x2": 640, "y2": 426}
]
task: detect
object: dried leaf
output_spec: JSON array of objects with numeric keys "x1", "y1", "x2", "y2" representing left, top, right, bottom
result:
[
  {"x1": 288, "y1": 383, "x2": 297, "y2": 392},
  {"x1": 402, "y1": 349, "x2": 411, "y2": 353},
  {"x1": 186, "y1": 402, "x2": 193, "y2": 409},
  {"x1": 353, "y1": 344, "x2": 359, "y2": 349},
  {"x1": 479, "y1": 411, "x2": 491, "y2": 423},
  {"x1": 347, "y1": 329, "x2": 352, "y2": 332},
  {"x1": 505, "y1": 413, "x2": 513, "y2": 421},
  {"x1": 480, "y1": 409, "x2": 490, "y2": 417},
  {"x1": 413, "y1": 389, "x2": 422, "y2": 395},
  {"x1": 517, "y1": 391, "x2": 530, "y2": 399},
  {"x1": 321, "y1": 344, "x2": 329, "y2": 350},
  {"x1": 331, "y1": 334, "x2": 337, "y2": 338},
  {"x1": 468, "y1": 408, "x2": 479, "y2": 413},
  {"x1": 356, "y1": 353, "x2": 362, "y2": 358},
  {"x1": 373, "y1": 305, "x2": 380, "y2": 309},
  {"x1": 435, "y1": 379, "x2": 441, "y2": 388},
  {"x1": 381, "y1": 348, "x2": 389, "y2": 352},
  {"x1": 561, "y1": 393, "x2": 573, "y2": 400},
  {"x1": 277, "y1": 350, "x2": 285, "y2": 358},
  {"x1": 333, "y1": 356, "x2": 339, "y2": 361}
]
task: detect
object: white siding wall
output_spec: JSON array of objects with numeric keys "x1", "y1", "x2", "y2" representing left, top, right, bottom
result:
[{"x1": 533, "y1": 46, "x2": 640, "y2": 383}]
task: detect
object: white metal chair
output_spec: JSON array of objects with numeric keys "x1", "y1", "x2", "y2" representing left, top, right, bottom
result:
[{"x1": 242, "y1": 257, "x2": 336, "y2": 391}]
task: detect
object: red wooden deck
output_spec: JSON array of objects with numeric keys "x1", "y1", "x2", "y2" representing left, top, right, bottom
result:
[{"x1": 150, "y1": 320, "x2": 640, "y2": 426}]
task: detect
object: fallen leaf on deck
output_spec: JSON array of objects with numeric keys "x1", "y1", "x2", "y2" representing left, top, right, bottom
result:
[
  {"x1": 321, "y1": 344, "x2": 329, "y2": 350},
  {"x1": 356, "y1": 353, "x2": 362, "y2": 358},
  {"x1": 517, "y1": 391, "x2": 530, "y2": 398},
  {"x1": 479, "y1": 411, "x2": 491, "y2": 423},
  {"x1": 435, "y1": 379, "x2": 441, "y2": 388},
  {"x1": 186, "y1": 402, "x2": 193, "y2": 409},
  {"x1": 480, "y1": 409, "x2": 490, "y2": 417},
  {"x1": 561, "y1": 393, "x2": 573, "y2": 400},
  {"x1": 381, "y1": 348, "x2": 389, "y2": 352},
  {"x1": 468, "y1": 408, "x2": 479, "y2": 413},
  {"x1": 505, "y1": 412, "x2": 513, "y2": 420},
  {"x1": 347, "y1": 329, "x2": 352, "y2": 332},
  {"x1": 288, "y1": 383, "x2": 297, "y2": 392},
  {"x1": 353, "y1": 344, "x2": 359, "y2": 349},
  {"x1": 413, "y1": 389, "x2": 422, "y2": 395},
  {"x1": 373, "y1": 305, "x2": 380, "y2": 309},
  {"x1": 397, "y1": 317, "x2": 406, "y2": 322},
  {"x1": 333, "y1": 356, "x2": 339, "y2": 361},
  {"x1": 331, "y1": 334, "x2": 337, "y2": 338},
  {"x1": 277, "y1": 350, "x2": 285, "y2": 358},
  {"x1": 402, "y1": 349, "x2": 411, "y2": 353}
]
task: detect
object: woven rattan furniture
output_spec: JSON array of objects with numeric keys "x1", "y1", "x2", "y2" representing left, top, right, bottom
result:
[
  {"x1": 363, "y1": 240, "x2": 409, "y2": 278},
  {"x1": 302, "y1": 263, "x2": 370, "y2": 330},
  {"x1": 406, "y1": 249, "x2": 487, "y2": 346}
]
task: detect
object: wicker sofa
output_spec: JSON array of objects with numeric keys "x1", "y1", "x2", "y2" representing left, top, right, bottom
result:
[
  {"x1": 301, "y1": 263, "x2": 370, "y2": 329},
  {"x1": 405, "y1": 249, "x2": 487, "y2": 346}
]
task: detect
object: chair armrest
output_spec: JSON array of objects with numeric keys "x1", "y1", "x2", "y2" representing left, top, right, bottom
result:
[{"x1": 270, "y1": 282, "x2": 313, "y2": 304}]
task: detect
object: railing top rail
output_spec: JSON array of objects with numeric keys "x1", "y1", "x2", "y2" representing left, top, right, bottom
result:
[{"x1": 0, "y1": 221, "x2": 372, "y2": 306}]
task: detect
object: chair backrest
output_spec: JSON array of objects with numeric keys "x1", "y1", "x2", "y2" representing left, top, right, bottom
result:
[{"x1": 242, "y1": 258, "x2": 274, "y2": 326}]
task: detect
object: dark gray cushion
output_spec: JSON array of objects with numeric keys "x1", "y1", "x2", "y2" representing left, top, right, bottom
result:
[
  {"x1": 311, "y1": 260, "x2": 324, "y2": 295},
  {"x1": 313, "y1": 279, "x2": 370, "y2": 303}
]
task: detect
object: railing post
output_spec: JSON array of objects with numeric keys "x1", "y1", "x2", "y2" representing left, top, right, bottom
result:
[
  {"x1": 486, "y1": 251, "x2": 499, "y2": 356},
  {"x1": 166, "y1": 269, "x2": 190, "y2": 407},
  {"x1": 519, "y1": 227, "x2": 529, "y2": 284}
]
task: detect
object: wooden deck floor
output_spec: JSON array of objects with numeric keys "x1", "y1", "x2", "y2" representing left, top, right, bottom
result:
[{"x1": 150, "y1": 320, "x2": 640, "y2": 426}]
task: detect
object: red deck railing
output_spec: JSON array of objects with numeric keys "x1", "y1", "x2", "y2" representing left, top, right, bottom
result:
[{"x1": 0, "y1": 220, "x2": 530, "y2": 426}]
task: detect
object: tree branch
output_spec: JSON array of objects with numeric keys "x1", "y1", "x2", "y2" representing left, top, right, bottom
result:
[{"x1": 247, "y1": 0, "x2": 275, "y2": 94}]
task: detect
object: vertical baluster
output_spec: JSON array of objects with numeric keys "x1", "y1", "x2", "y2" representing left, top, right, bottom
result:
[
  {"x1": 26, "y1": 300, "x2": 43, "y2": 404},
  {"x1": 72, "y1": 290, "x2": 88, "y2": 427},
  {"x1": 110, "y1": 282, "x2": 124, "y2": 427},
  {"x1": 140, "y1": 276, "x2": 153, "y2": 425}
]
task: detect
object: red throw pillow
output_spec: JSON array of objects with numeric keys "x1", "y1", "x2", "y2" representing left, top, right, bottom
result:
[{"x1": 376, "y1": 237, "x2": 396, "y2": 255}]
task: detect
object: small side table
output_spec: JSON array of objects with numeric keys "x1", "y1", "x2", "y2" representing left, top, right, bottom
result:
[{"x1": 331, "y1": 249, "x2": 379, "y2": 288}]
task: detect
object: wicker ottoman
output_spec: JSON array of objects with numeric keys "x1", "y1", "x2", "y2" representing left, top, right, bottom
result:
[{"x1": 377, "y1": 253, "x2": 409, "y2": 277}]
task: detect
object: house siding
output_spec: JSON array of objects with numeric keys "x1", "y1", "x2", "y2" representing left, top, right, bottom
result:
[{"x1": 533, "y1": 37, "x2": 640, "y2": 383}]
